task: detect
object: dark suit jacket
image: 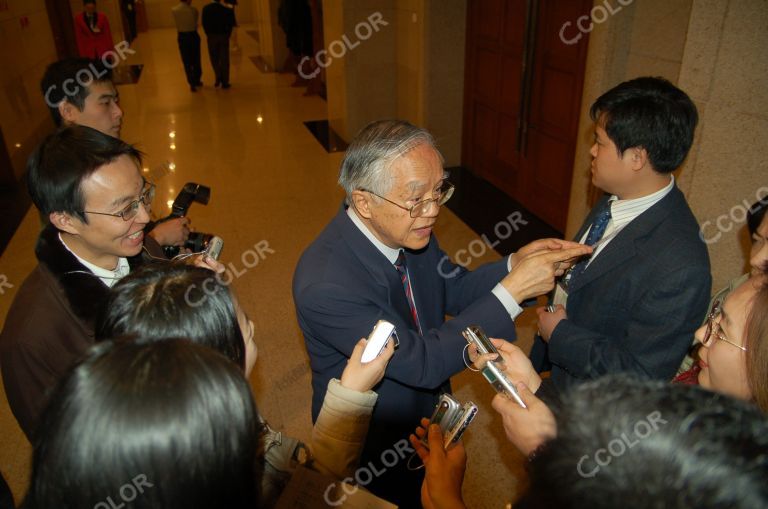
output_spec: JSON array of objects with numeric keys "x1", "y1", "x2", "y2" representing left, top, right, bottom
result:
[
  {"x1": 530, "y1": 186, "x2": 711, "y2": 390},
  {"x1": 201, "y1": 2, "x2": 235, "y2": 35},
  {"x1": 293, "y1": 206, "x2": 516, "y2": 502}
]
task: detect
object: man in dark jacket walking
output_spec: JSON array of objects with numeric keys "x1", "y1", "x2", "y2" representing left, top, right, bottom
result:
[{"x1": 202, "y1": 0, "x2": 235, "y2": 88}]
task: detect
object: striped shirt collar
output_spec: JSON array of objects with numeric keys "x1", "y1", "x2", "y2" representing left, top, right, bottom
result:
[{"x1": 607, "y1": 175, "x2": 675, "y2": 231}]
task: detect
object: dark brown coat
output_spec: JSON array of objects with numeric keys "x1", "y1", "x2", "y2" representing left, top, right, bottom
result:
[{"x1": 0, "y1": 225, "x2": 165, "y2": 439}]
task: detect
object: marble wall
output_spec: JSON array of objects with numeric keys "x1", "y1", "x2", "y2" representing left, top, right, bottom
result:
[
  {"x1": 565, "y1": 0, "x2": 767, "y2": 291},
  {"x1": 677, "y1": 0, "x2": 768, "y2": 291}
]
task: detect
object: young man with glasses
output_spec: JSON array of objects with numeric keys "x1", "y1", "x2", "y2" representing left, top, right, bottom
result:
[
  {"x1": 293, "y1": 119, "x2": 590, "y2": 507},
  {"x1": 40, "y1": 57, "x2": 191, "y2": 250},
  {"x1": 0, "y1": 126, "x2": 219, "y2": 439}
]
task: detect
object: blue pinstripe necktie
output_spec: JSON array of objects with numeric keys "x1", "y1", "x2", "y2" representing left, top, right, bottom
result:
[{"x1": 566, "y1": 201, "x2": 612, "y2": 287}]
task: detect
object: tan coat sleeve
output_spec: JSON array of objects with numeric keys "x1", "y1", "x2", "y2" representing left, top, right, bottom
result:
[{"x1": 310, "y1": 378, "x2": 378, "y2": 479}]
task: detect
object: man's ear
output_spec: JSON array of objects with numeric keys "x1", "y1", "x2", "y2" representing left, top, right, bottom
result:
[
  {"x1": 351, "y1": 190, "x2": 373, "y2": 219},
  {"x1": 50, "y1": 211, "x2": 82, "y2": 235},
  {"x1": 629, "y1": 147, "x2": 649, "y2": 172},
  {"x1": 58, "y1": 101, "x2": 79, "y2": 124}
]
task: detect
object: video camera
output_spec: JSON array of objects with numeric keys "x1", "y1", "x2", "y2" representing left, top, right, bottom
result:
[{"x1": 157, "y1": 182, "x2": 217, "y2": 258}]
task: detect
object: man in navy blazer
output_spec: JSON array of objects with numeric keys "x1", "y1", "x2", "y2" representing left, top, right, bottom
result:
[
  {"x1": 293, "y1": 120, "x2": 590, "y2": 506},
  {"x1": 530, "y1": 77, "x2": 712, "y2": 392}
]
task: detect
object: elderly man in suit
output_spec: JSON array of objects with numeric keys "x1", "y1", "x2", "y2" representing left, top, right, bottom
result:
[
  {"x1": 530, "y1": 77, "x2": 712, "y2": 391},
  {"x1": 293, "y1": 119, "x2": 590, "y2": 506}
]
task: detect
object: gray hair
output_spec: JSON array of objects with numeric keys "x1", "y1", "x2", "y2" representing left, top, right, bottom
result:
[{"x1": 338, "y1": 119, "x2": 441, "y2": 202}]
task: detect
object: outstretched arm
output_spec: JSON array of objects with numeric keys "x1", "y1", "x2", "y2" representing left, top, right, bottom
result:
[{"x1": 310, "y1": 338, "x2": 395, "y2": 478}]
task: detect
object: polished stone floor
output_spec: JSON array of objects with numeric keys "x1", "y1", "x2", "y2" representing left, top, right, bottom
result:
[{"x1": 0, "y1": 27, "x2": 543, "y2": 508}]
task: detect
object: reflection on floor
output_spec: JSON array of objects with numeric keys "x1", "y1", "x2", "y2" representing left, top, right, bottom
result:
[
  {"x1": 249, "y1": 55, "x2": 275, "y2": 73},
  {"x1": 304, "y1": 120, "x2": 349, "y2": 153},
  {"x1": 0, "y1": 26, "x2": 539, "y2": 508},
  {"x1": 111, "y1": 64, "x2": 144, "y2": 85}
]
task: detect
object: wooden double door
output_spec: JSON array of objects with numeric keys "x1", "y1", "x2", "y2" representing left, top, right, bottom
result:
[{"x1": 462, "y1": 0, "x2": 592, "y2": 232}]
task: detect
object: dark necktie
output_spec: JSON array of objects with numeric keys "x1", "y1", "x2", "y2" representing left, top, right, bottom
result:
[
  {"x1": 566, "y1": 200, "x2": 612, "y2": 287},
  {"x1": 394, "y1": 251, "x2": 422, "y2": 334}
]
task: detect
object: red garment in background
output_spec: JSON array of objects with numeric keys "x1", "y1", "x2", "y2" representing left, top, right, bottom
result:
[
  {"x1": 74, "y1": 12, "x2": 114, "y2": 60},
  {"x1": 672, "y1": 364, "x2": 701, "y2": 386}
]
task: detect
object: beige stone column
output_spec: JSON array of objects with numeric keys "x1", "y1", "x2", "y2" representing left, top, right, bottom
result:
[
  {"x1": 323, "y1": 0, "x2": 466, "y2": 165},
  {"x1": 677, "y1": 0, "x2": 768, "y2": 291}
]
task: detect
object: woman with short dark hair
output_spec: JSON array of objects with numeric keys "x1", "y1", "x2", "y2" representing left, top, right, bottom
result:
[{"x1": 94, "y1": 262, "x2": 394, "y2": 505}]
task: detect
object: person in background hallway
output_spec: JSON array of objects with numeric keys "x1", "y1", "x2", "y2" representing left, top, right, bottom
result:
[
  {"x1": 121, "y1": 0, "x2": 138, "y2": 42},
  {"x1": 172, "y1": 0, "x2": 203, "y2": 91},
  {"x1": 278, "y1": 0, "x2": 312, "y2": 85},
  {"x1": 223, "y1": 0, "x2": 240, "y2": 52},
  {"x1": 74, "y1": 0, "x2": 114, "y2": 62},
  {"x1": 202, "y1": 0, "x2": 235, "y2": 89}
]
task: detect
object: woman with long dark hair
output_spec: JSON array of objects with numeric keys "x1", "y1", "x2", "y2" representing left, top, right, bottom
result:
[{"x1": 24, "y1": 339, "x2": 260, "y2": 509}]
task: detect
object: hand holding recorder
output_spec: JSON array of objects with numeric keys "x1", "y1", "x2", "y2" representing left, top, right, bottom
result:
[
  {"x1": 462, "y1": 326, "x2": 528, "y2": 408},
  {"x1": 339, "y1": 321, "x2": 397, "y2": 393},
  {"x1": 409, "y1": 418, "x2": 468, "y2": 509},
  {"x1": 491, "y1": 383, "x2": 556, "y2": 456},
  {"x1": 468, "y1": 337, "x2": 543, "y2": 394},
  {"x1": 420, "y1": 394, "x2": 478, "y2": 450}
]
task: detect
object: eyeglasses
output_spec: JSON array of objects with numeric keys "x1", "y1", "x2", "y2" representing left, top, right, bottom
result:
[
  {"x1": 361, "y1": 182, "x2": 455, "y2": 218},
  {"x1": 82, "y1": 182, "x2": 155, "y2": 221},
  {"x1": 701, "y1": 300, "x2": 747, "y2": 351}
]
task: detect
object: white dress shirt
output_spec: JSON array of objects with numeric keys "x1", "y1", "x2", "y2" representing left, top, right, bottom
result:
[{"x1": 59, "y1": 233, "x2": 130, "y2": 288}]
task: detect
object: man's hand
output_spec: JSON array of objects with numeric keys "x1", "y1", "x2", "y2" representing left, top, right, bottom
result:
[
  {"x1": 492, "y1": 383, "x2": 556, "y2": 456},
  {"x1": 509, "y1": 238, "x2": 588, "y2": 269},
  {"x1": 501, "y1": 245, "x2": 592, "y2": 302},
  {"x1": 188, "y1": 253, "x2": 225, "y2": 274},
  {"x1": 537, "y1": 305, "x2": 566, "y2": 342},
  {"x1": 469, "y1": 338, "x2": 542, "y2": 393},
  {"x1": 339, "y1": 337, "x2": 395, "y2": 392},
  {"x1": 409, "y1": 419, "x2": 468, "y2": 509},
  {"x1": 148, "y1": 217, "x2": 190, "y2": 247}
]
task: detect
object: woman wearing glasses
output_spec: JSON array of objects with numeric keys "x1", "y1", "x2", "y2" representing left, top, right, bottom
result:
[
  {"x1": 674, "y1": 274, "x2": 768, "y2": 411},
  {"x1": 409, "y1": 275, "x2": 768, "y2": 509},
  {"x1": 674, "y1": 198, "x2": 768, "y2": 377}
]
